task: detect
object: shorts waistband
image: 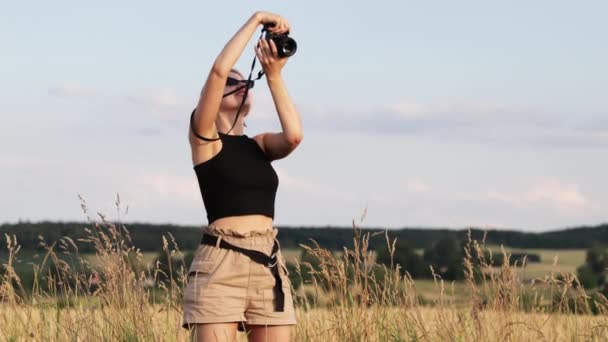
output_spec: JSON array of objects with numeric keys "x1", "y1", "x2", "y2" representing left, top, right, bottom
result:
[{"x1": 202, "y1": 224, "x2": 279, "y2": 249}]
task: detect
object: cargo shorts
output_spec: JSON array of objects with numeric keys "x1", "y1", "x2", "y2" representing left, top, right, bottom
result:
[{"x1": 182, "y1": 225, "x2": 297, "y2": 330}]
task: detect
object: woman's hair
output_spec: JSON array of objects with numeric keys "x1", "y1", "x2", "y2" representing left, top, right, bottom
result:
[{"x1": 229, "y1": 68, "x2": 244, "y2": 78}]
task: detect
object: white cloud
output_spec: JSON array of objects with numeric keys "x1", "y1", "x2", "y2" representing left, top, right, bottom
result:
[
  {"x1": 0, "y1": 156, "x2": 46, "y2": 167},
  {"x1": 280, "y1": 98, "x2": 607, "y2": 148},
  {"x1": 404, "y1": 178, "x2": 431, "y2": 193},
  {"x1": 592, "y1": 131, "x2": 608, "y2": 141},
  {"x1": 525, "y1": 178, "x2": 590, "y2": 212},
  {"x1": 47, "y1": 84, "x2": 190, "y2": 121},
  {"x1": 128, "y1": 172, "x2": 200, "y2": 203},
  {"x1": 485, "y1": 190, "x2": 520, "y2": 206},
  {"x1": 48, "y1": 83, "x2": 183, "y2": 109},
  {"x1": 299, "y1": 98, "x2": 547, "y2": 128},
  {"x1": 44, "y1": 84, "x2": 607, "y2": 148},
  {"x1": 386, "y1": 99, "x2": 521, "y2": 122},
  {"x1": 48, "y1": 84, "x2": 98, "y2": 98},
  {"x1": 274, "y1": 166, "x2": 347, "y2": 200},
  {"x1": 126, "y1": 87, "x2": 181, "y2": 108},
  {"x1": 486, "y1": 178, "x2": 597, "y2": 215}
]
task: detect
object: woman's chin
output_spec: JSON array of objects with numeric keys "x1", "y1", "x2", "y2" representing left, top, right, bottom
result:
[
  {"x1": 221, "y1": 101, "x2": 251, "y2": 112},
  {"x1": 241, "y1": 99, "x2": 252, "y2": 111}
]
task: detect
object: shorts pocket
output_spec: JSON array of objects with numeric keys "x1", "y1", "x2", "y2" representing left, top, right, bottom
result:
[
  {"x1": 189, "y1": 260, "x2": 216, "y2": 274},
  {"x1": 187, "y1": 244, "x2": 223, "y2": 276}
]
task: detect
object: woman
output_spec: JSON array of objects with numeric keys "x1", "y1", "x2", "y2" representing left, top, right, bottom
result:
[{"x1": 183, "y1": 11, "x2": 302, "y2": 342}]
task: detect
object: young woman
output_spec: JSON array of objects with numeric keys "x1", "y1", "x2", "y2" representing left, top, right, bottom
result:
[{"x1": 183, "y1": 11, "x2": 302, "y2": 342}]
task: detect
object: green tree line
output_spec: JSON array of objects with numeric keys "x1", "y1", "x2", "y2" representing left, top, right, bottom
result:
[{"x1": 1, "y1": 220, "x2": 607, "y2": 253}]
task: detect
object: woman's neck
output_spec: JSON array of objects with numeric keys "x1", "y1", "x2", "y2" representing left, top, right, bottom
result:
[{"x1": 216, "y1": 111, "x2": 246, "y2": 135}]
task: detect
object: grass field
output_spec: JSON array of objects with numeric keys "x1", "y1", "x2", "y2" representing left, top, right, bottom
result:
[
  {"x1": 486, "y1": 246, "x2": 587, "y2": 279},
  {"x1": 1, "y1": 304, "x2": 607, "y2": 341},
  {"x1": 1, "y1": 205, "x2": 606, "y2": 341},
  {"x1": 2, "y1": 243, "x2": 595, "y2": 305},
  {"x1": 282, "y1": 244, "x2": 590, "y2": 304}
]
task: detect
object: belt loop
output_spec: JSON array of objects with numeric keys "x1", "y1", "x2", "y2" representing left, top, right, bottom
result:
[
  {"x1": 274, "y1": 236, "x2": 281, "y2": 250},
  {"x1": 274, "y1": 236, "x2": 281, "y2": 258},
  {"x1": 215, "y1": 235, "x2": 222, "y2": 248}
]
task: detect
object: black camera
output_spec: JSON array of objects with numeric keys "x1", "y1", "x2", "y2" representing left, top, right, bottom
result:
[{"x1": 263, "y1": 24, "x2": 297, "y2": 58}]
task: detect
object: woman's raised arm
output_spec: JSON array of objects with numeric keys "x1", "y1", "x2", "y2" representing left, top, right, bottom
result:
[
  {"x1": 190, "y1": 11, "x2": 283, "y2": 143},
  {"x1": 252, "y1": 32, "x2": 303, "y2": 161}
]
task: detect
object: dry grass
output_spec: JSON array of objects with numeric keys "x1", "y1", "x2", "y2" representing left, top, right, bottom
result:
[
  {"x1": 486, "y1": 245, "x2": 587, "y2": 280},
  {"x1": 1, "y1": 195, "x2": 607, "y2": 341}
]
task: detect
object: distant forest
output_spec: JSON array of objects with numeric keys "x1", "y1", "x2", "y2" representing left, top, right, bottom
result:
[{"x1": 1, "y1": 221, "x2": 607, "y2": 253}]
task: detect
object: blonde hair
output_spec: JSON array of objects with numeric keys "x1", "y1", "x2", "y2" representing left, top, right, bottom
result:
[{"x1": 229, "y1": 68, "x2": 244, "y2": 78}]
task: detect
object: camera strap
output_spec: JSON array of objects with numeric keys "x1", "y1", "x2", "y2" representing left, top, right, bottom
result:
[{"x1": 190, "y1": 29, "x2": 266, "y2": 141}]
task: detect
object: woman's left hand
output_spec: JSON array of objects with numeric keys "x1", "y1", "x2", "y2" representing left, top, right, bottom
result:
[{"x1": 255, "y1": 38, "x2": 288, "y2": 80}]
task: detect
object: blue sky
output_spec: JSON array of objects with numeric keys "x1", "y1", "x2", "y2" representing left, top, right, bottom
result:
[{"x1": 1, "y1": 1, "x2": 607, "y2": 231}]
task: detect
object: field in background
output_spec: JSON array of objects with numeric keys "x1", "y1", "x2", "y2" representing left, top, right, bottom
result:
[
  {"x1": 487, "y1": 246, "x2": 587, "y2": 279},
  {"x1": 1, "y1": 199, "x2": 606, "y2": 341},
  {"x1": 280, "y1": 245, "x2": 589, "y2": 305}
]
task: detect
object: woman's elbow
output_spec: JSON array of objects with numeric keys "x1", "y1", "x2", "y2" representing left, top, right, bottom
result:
[
  {"x1": 211, "y1": 62, "x2": 230, "y2": 79},
  {"x1": 286, "y1": 132, "x2": 303, "y2": 148}
]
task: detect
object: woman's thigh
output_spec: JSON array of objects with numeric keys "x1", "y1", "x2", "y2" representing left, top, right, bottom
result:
[
  {"x1": 244, "y1": 324, "x2": 292, "y2": 342},
  {"x1": 192, "y1": 322, "x2": 239, "y2": 342}
]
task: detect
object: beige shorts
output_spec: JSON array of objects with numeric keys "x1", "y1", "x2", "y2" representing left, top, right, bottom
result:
[{"x1": 182, "y1": 225, "x2": 297, "y2": 330}]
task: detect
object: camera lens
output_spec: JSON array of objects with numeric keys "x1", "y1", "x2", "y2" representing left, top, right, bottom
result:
[
  {"x1": 264, "y1": 29, "x2": 297, "y2": 58},
  {"x1": 280, "y1": 38, "x2": 297, "y2": 57}
]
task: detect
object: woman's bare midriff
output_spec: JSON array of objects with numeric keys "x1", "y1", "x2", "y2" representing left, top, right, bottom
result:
[{"x1": 208, "y1": 214, "x2": 274, "y2": 234}]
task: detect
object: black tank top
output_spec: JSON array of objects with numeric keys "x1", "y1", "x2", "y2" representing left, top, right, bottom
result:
[{"x1": 193, "y1": 132, "x2": 279, "y2": 223}]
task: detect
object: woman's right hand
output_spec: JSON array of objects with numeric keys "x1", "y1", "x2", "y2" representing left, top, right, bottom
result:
[{"x1": 255, "y1": 11, "x2": 291, "y2": 34}]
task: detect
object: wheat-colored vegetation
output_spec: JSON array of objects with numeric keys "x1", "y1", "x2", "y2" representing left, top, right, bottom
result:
[
  {"x1": 486, "y1": 246, "x2": 587, "y2": 280},
  {"x1": 1, "y1": 195, "x2": 607, "y2": 341}
]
